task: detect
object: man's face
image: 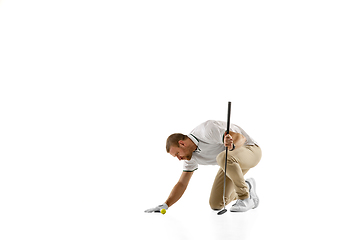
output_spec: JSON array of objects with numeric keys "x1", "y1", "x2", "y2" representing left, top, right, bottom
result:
[{"x1": 169, "y1": 142, "x2": 193, "y2": 161}]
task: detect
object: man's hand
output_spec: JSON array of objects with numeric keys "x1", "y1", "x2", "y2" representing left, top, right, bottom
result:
[
  {"x1": 144, "y1": 203, "x2": 169, "y2": 213},
  {"x1": 224, "y1": 133, "x2": 234, "y2": 150}
]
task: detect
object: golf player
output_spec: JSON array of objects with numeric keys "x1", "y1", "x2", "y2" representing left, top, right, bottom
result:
[{"x1": 144, "y1": 120, "x2": 262, "y2": 213}]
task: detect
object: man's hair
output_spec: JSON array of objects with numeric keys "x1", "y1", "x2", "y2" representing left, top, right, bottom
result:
[{"x1": 166, "y1": 133, "x2": 188, "y2": 153}]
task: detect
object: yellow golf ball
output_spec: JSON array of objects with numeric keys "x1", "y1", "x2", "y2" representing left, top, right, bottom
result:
[{"x1": 160, "y1": 209, "x2": 166, "y2": 215}]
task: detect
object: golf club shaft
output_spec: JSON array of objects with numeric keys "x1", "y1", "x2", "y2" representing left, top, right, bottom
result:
[{"x1": 218, "y1": 102, "x2": 231, "y2": 215}]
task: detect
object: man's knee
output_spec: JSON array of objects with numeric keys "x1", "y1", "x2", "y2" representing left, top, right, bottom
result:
[
  {"x1": 209, "y1": 198, "x2": 222, "y2": 210},
  {"x1": 216, "y1": 151, "x2": 237, "y2": 168},
  {"x1": 216, "y1": 151, "x2": 226, "y2": 167}
]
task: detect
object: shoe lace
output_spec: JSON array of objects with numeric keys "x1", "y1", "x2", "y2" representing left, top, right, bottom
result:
[{"x1": 232, "y1": 199, "x2": 246, "y2": 207}]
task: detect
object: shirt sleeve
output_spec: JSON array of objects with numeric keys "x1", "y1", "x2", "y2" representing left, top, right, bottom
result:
[{"x1": 183, "y1": 159, "x2": 198, "y2": 172}]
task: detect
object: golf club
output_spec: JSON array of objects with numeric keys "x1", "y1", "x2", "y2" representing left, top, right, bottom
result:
[{"x1": 217, "y1": 101, "x2": 231, "y2": 215}]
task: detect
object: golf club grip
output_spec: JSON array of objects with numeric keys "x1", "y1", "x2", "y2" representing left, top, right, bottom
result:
[{"x1": 226, "y1": 102, "x2": 231, "y2": 134}]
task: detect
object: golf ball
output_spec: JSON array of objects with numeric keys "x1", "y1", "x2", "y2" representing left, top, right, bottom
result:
[{"x1": 160, "y1": 209, "x2": 166, "y2": 215}]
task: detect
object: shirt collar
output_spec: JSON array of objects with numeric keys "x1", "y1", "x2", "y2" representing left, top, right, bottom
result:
[{"x1": 188, "y1": 134, "x2": 201, "y2": 153}]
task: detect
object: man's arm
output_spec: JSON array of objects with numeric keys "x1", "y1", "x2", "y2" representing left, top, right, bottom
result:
[{"x1": 165, "y1": 171, "x2": 193, "y2": 207}]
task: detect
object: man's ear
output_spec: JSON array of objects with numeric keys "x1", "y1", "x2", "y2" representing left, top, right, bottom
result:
[{"x1": 178, "y1": 140, "x2": 185, "y2": 147}]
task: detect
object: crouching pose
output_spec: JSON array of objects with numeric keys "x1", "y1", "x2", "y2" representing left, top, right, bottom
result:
[{"x1": 144, "y1": 120, "x2": 262, "y2": 213}]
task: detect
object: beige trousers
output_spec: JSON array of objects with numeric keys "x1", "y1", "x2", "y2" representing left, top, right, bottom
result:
[{"x1": 209, "y1": 145, "x2": 262, "y2": 210}]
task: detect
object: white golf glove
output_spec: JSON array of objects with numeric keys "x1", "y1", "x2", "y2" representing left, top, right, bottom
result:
[{"x1": 144, "y1": 203, "x2": 169, "y2": 213}]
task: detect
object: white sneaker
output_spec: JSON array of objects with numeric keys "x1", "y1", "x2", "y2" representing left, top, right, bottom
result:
[
  {"x1": 246, "y1": 178, "x2": 259, "y2": 208},
  {"x1": 230, "y1": 197, "x2": 255, "y2": 212},
  {"x1": 230, "y1": 178, "x2": 259, "y2": 212}
]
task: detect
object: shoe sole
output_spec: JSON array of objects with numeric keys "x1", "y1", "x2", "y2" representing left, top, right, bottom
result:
[{"x1": 246, "y1": 178, "x2": 259, "y2": 209}]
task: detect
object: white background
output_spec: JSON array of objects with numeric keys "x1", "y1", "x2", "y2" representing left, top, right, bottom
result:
[{"x1": 1, "y1": 0, "x2": 359, "y2": 239}]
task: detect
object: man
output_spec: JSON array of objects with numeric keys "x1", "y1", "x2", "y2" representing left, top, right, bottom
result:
[{"x1": 144, "y1": 120, "x2": 262, "y2": 213}]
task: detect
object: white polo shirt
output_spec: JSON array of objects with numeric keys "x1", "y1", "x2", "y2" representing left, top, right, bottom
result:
[{"x1": 183, "y1": 120, "x2": 257, "y2": 172}]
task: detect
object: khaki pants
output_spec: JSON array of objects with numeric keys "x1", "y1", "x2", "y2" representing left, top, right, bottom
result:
[{"x1": 209, "y1": 145, "x2": 262, "y2": 210}]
